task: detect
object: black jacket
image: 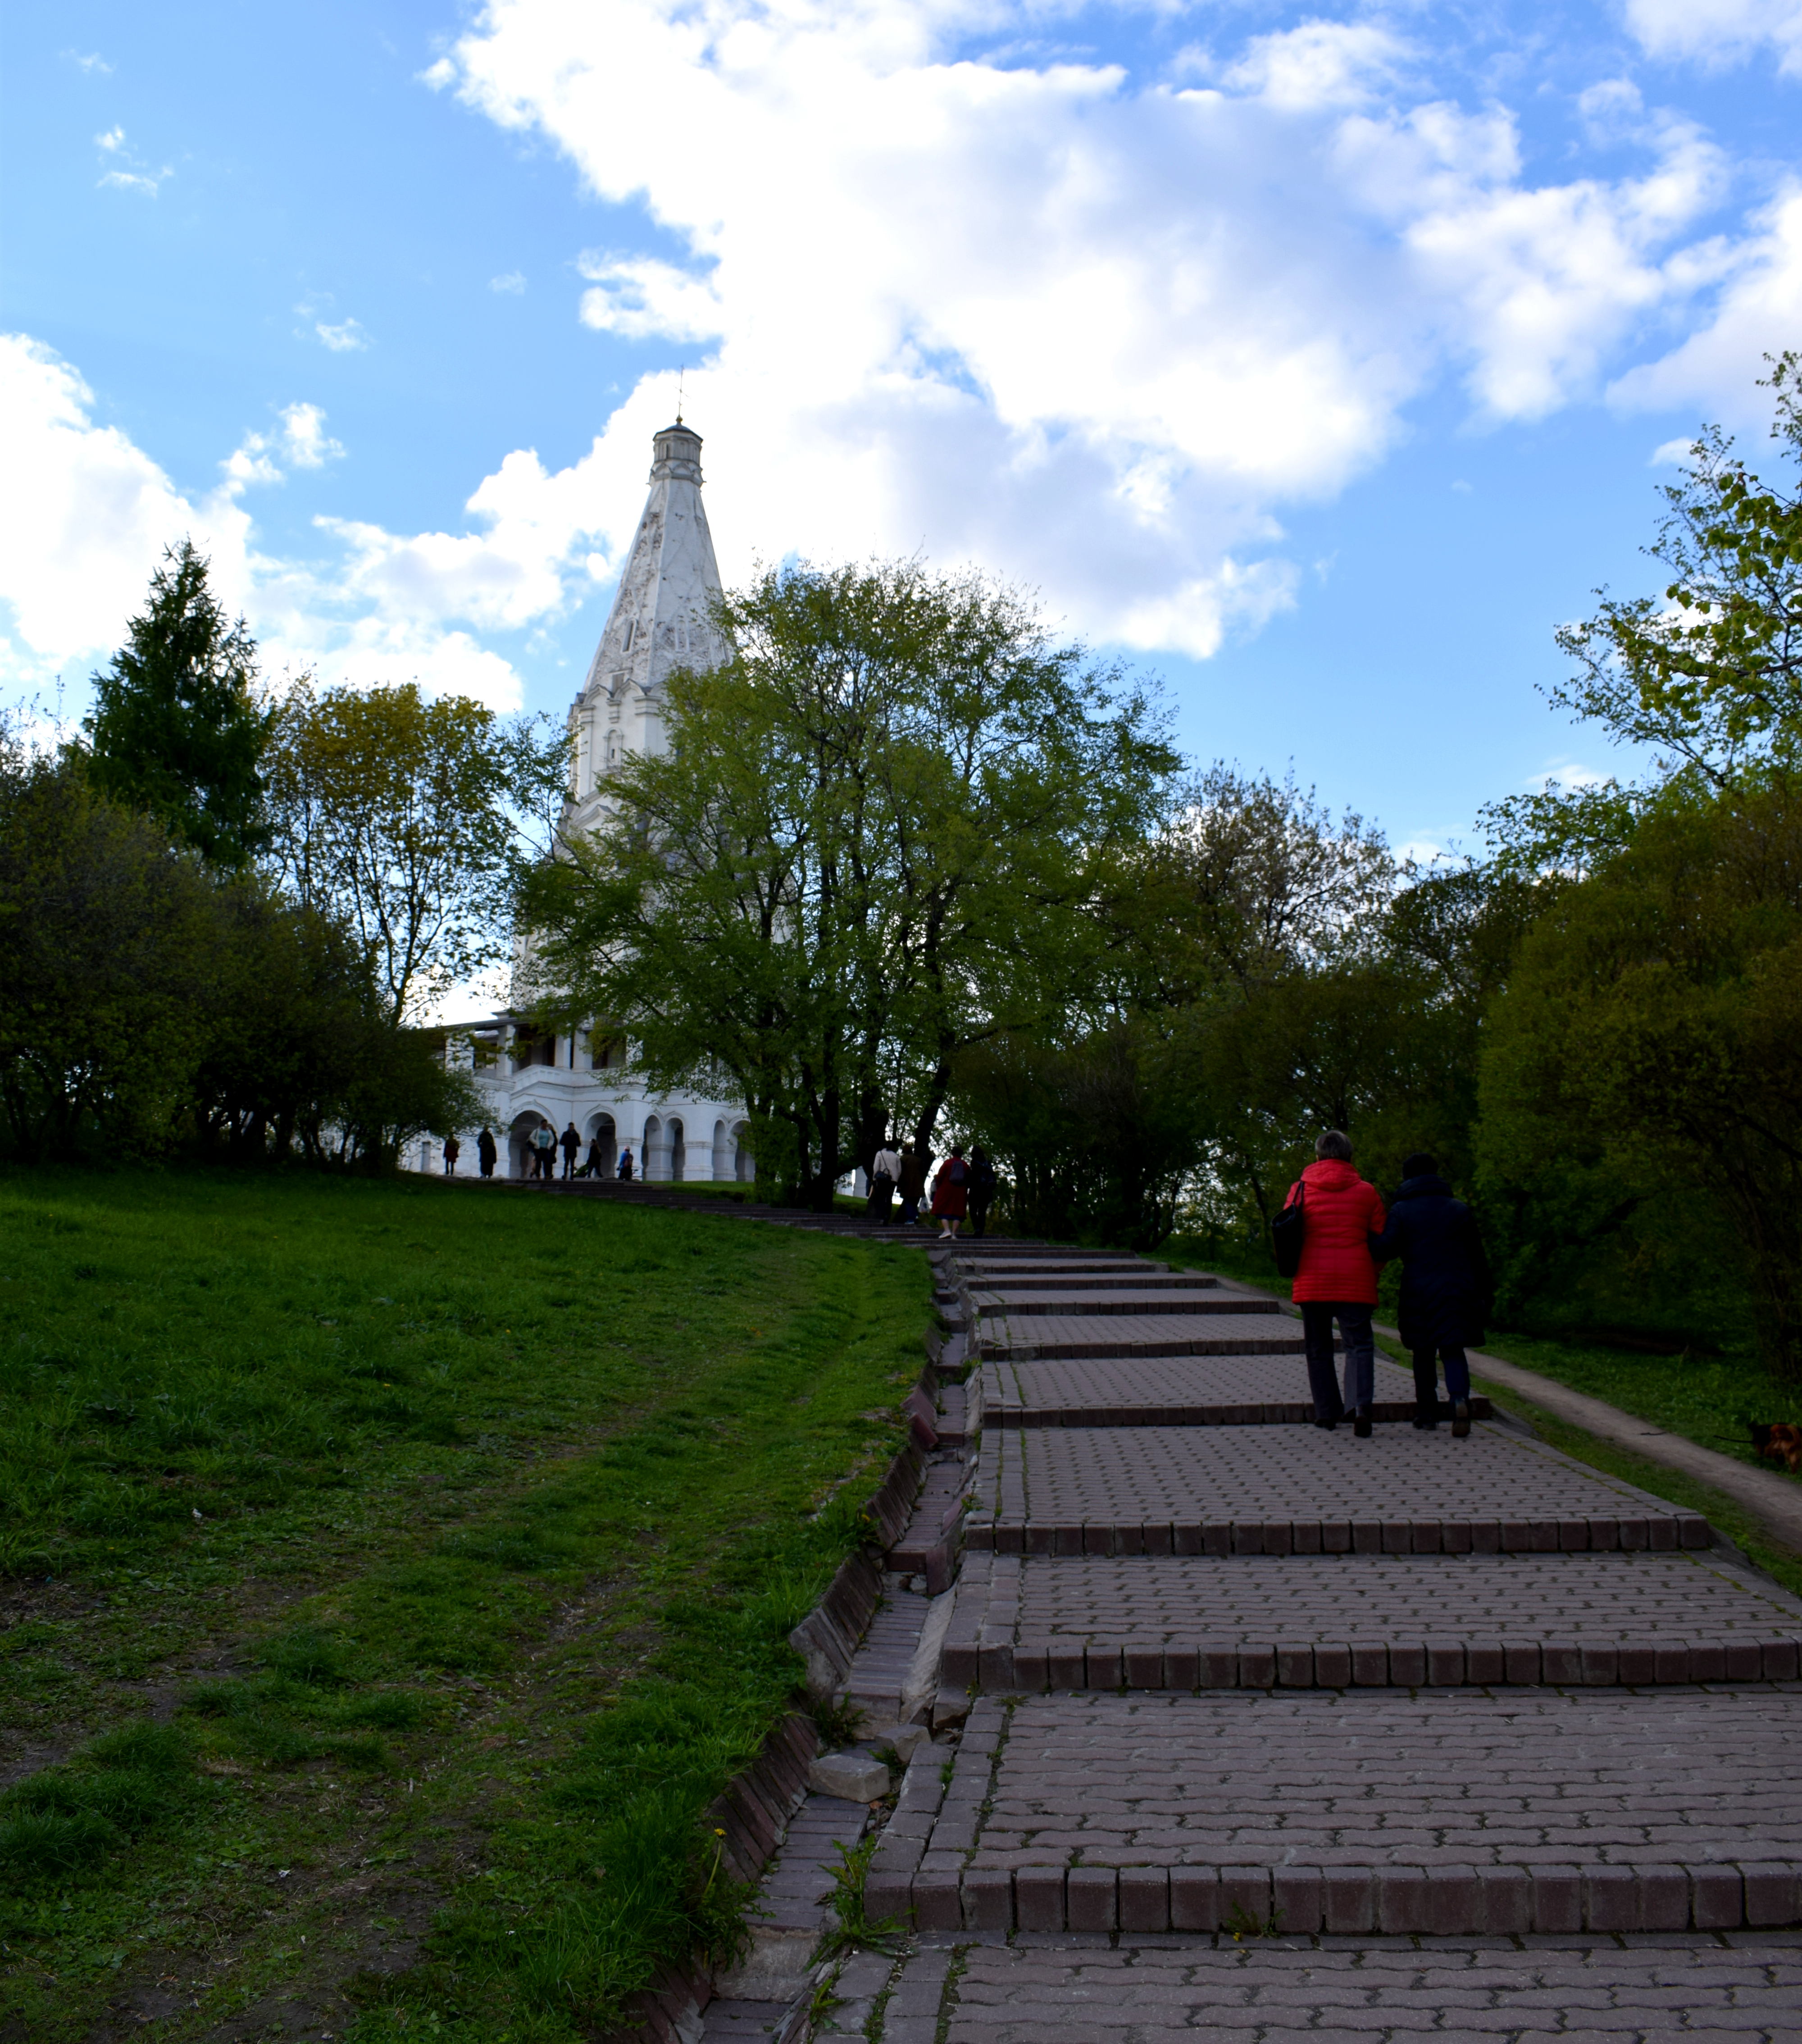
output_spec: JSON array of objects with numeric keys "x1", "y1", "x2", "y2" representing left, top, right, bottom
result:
[{"x1": 1370, "y1": 1173, "x2": 1491, "y2": 1351}]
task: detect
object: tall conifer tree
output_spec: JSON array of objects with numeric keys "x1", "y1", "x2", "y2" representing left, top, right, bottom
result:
[{"x1": 84, "y1": 539, "x2": 272, "y2": 868}]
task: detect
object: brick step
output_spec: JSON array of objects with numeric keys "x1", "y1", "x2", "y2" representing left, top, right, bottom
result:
[
  {"x1": 951, "y1": 1629, "x2": 1802, "y2": 1690},
  {"x1": 980, "y1": 1352, "x2": 1483, "y2": 1427},
  {"x1": 978, "y1": 1312, "x2": 1305, "y2": 1359},
  {"x1": 864, "y1": 1690, "x2": 1802, "y2": 1937},
  {"x1": 970, "y1": 1423, "x2": 1706, "y2": 1549},
  {"x1": 970, "y1": 1290, "x2": 1249, "y2": 1317}
]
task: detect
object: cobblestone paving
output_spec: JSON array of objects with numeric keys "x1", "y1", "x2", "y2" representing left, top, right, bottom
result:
[
  {"x1": 970, "y1": 1423, "x2": 1705, "y2": 1548},
  {"x1": 962, "y1": 1550, "x2": 1802, "y2": 1643},
  {"x1": 978, "y1": 1311, "x2": 1307, "y2": 1359},
  {"x1": 883, "y1": 1934, "x2": 1802, "y2": 2043},
  {"x1": 979, "y1": 1353, "x2": 1420, "y2": 1425}
]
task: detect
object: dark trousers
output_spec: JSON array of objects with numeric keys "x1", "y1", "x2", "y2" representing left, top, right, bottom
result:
[
  {"x1": 969, "y1": 1202, "x2": 990, "y2": 1238},
  {"x1": 1412, "y1": 1345, "x2": 1470, "y2": 1410},
  {"x1": 899, "y1": 1195, "x2": 920, "y2": 1225},
  {"x1": 1300, "y1": 1302, "x2": 1375, "y2": 1421},
  {"x1": 867, "y1": 1175, "x2": 893, "y2": 1221},
  {"x1": 562, "y1": 1152, "x2": 577, "y2": 1180}
]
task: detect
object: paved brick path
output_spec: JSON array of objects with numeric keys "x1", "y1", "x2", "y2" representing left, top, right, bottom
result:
[
  {"x1": 980, "y1": 1352, "x2": 1445, "y2": 1428},
  {"x1": 702, "y1": 1238, "x2": 1802, "y2": 2042}
]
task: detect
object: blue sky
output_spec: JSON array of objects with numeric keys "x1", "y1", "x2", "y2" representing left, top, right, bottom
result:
[{"x1": 4, "y1": 0, "x2": 1799, "y2": 858}]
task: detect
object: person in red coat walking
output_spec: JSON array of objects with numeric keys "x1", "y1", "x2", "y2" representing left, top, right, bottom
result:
[{"x1": 1286, "y1": 1129, "x2": 1386, "y2": 1436}]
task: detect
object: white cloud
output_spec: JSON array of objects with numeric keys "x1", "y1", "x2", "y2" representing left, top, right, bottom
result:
[
  {"x1": 421, "y1": 0, "x2": 1770, "y2": 655},
  {"x1": 93, "y1": 125, "x2": 172, "y2": 195},
  {"x1": 314, "y1": 317, "x2": 369, "y2": 353},
  {"x1": 1607, "y1": 186, "x2": 1802, "y2": 429},
  {"x1": 1533, "y1": 760, "x2": 1611, "y2": 790},
  {"x1": 491, "y1": 269, "x2": 527, "y2": 293},
  {"x1": 0, "y1": 336, "x2": 529, "y2": 712},
  {"x1": 65, "y1": 50, "x2": 113, "y2": 75},
  {"x1": 1651, "y1": 435, "x2": 1696, "y2": 464},
  {"x1": 577, "y1": 252, "x2": 724, "y2": 342},
  {"x1": 1625, "y1": 0, "x2": 1802, "y2": 77},
  {"x1": 95, "y1": 126, "x2": 125, "y2": 151}
]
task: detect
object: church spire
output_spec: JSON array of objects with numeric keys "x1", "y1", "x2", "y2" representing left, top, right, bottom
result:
[{"x1": 565, "y1": 419, "x2": 725, "y2": 822}]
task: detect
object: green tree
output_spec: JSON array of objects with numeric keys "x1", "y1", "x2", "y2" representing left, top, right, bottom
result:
[
  {"x1": 83, "y1": 538, "x2": 273, "y2": 868},
  {"x1": 265, "y1": 680, "x2": 568, "y2": 1025},
  {"x1": 1479, "y1": 782, "x2": 1802, "y2": 1381},
  {"x1": 523, "y1": 560, "x2": 1176, "y2": 1207},
  {"x1": 1550, "y1": 351, "x2": 1802, "y2": 787}
]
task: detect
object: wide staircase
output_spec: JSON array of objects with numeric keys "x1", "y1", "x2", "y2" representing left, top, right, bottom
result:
[{"x1": 843, "y1": 1238, "x2": 1802, "y2": 2040}]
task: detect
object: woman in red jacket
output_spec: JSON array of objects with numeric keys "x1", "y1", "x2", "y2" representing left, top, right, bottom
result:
[{"x1": 1286, "y1": 1129, "x2": 1386, "y2": 1437}]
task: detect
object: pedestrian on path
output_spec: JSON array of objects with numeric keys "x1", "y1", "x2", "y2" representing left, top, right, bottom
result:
[
  {"x1": 559, "y1": 1121, "x2": 581, "y2": 1181},
  {"x1": 1285, "y1": 1129, "x2": 1386, "y2": 1437},
  {"x1": 1370, "y1": 1151, "x2": 1490, "y2": 1438},
  {"x1": 897, "y1": 1142, "x2": 929, "y2": 1226},
  {"x1": 530, "y1": 1119, "x2": 556, "y2": 1180},
  {"x1": 869, "y1": 1136, "x2": 902, "y2": 1223},
  {"x1": 930, "y1": 1144, "x2": 969, "y2": 1240},
  {"x1": 441, "y1": 1133, "x2": 460, "y2": 1176},
  {"x1": 477, "y1": 1126, "x2": 496, "y2": 1179},
  {"x1": 582, "y1": 1132, "x2": 608, "y2": 1179},
  {"x1": 967, "y1": 1147, "x2": 997, "y2": 1238},
  {"x1": 618, "y1": 1146, "x2": 635, "y2": 1181}
]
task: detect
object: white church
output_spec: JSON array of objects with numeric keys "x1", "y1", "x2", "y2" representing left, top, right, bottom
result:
[{"x1": 454, "y1": 419, "x2": 755, "y2": 1185}]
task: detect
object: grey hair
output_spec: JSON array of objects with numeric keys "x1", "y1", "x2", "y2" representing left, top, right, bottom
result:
[{"x1": 1315, "y1": 1129, "x2": 1353, "y2": 1161}]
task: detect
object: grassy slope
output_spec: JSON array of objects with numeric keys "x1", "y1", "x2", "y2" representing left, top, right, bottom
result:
[
  {"x1": 0, "y1": 1168, "x2": 928, "y2": 2042},
  {"x1": 1165, "y1": 1235, "x2": 1802, "y2": 1596}
]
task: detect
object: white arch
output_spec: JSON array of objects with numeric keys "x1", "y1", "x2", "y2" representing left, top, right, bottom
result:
[
  {"x1": 508, "y1": 1110, "x2": 546, "y2": 1179},
  {"x1": 731, "y1": 1119, "x2": 755, "y2": 1183},
  {"x1": 711, "y1": 1117, "x2": 731, "y2": 1181},
  {"x1": 585, "y1": 1110, "x2": 618, "y2": 1177},
  {"x1": 642, "y1": 1114, "x2": 664, "y2": 1182},
  {"x1": 668, "y1": 1116, "x2": 686, "y2": 1184}
]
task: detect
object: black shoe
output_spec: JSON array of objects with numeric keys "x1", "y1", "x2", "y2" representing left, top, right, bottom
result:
[
  {"x1": 1451, "y1": 1400, "x2": 1470, "y2": 1438},
  {"x1": 1315, "y1": 1411, "x2": 1339, "y2": 1430},
  {"x1": 1353, "y1": 1409, "x2": 1372, "y2": 1438}
]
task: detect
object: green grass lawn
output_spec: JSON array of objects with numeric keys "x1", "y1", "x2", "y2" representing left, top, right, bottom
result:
[{"x1": 0, "y1": 1166, "x2": 930, "y2": 2042}]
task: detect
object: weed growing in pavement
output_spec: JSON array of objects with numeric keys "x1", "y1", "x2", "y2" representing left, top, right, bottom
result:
[
  {"x1": 811, "y1": 1832, "x2": 906, "y2": 1961},
  {"x1": 1224, "y1": 1899, "x2": 1285, "y2": 1941},
  {"x1": 811, "y1": 1692, "x2": 868, "y2": 1748},
  {"x1": 0, "y1": 1165, "x2": 930, "y2": 2040}
]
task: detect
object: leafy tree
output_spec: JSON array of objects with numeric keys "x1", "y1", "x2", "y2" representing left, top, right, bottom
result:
[
  {"x1": 0, "y1": 752, "x2": 223, "y2": 1157},
  {"x1": 1550, "y1": 351, "x2": 1802, "y2": 788},
  {"x1": 1479, "y1": 781, "x2": 1802, "y2": 1381},
  {"x1": 83, "y1": 539, "x2": 273, "y2": 868},
  {"x1": 265, "y1": 680, "x2": 568, "y2": 1025},
  {"x1": 523, "y1": 560, "x2": 1176, "y2": 1207}
]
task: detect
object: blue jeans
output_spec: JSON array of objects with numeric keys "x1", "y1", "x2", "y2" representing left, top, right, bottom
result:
[
  {"x1": 1412, "y1": 1346, "x2": 1471, "y2": 1409},
  {"x1": 1301, "y1": 1302, "x2": 1374, "y2": 1421}
]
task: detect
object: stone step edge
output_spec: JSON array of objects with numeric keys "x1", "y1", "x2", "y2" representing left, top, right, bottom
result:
[
  {"x1": 863, "y1": 1855, "x2": 1802, "y2": 1939},
  {"x1": 984, "y1": 1397, "x2": 1494, "y2": 1428},
  {"x1": 966, "y1": 1512, "x2": 1713, "y2": 1556},
  {"x1": 978, "y1": 1337, "x2": 1309, "y2": 1359},
  {"x1": 941, "y1": 1631, "x2": 1802, "y2": 1691}
]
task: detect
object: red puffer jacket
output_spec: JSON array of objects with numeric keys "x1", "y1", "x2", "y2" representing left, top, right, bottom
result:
[{"x1": 1287, "y1": 1157, "x2": 1386, "y2": 1304}]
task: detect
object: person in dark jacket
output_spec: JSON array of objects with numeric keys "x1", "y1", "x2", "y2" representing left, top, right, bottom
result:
[
  {"x1": 968, "y1": 1148, "x2": 998, "y2": 1238},
  {"x1": 896, "y1": 1143, "x2": 929, "y2": 1226},
  {"x1": 477, "y1": 1126, "x2": 497, "y2": 1179},
  {"x1": 1284, "y1": 1129, "x2": 1386, "y2": 1437},
  {"x1": 442, "y1": 1134, "x2": 460, "y2": 1175},
  {"x1": 583, "y1": 1133, "x2": 608, "y2": 1179},
  {"x1": 1370, "y1": 1152, "x2": 1491, "y2": 1438},
  {"x1": 618, "y1": 1146, "x2": 635, "y2": 1181},
  {"x1": 560, "y1": 1121, "x2": 581, "y2": 1181}
]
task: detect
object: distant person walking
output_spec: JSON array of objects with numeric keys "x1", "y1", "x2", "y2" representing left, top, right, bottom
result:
[
  {"x1": 968, "y1": 1147, "x2": 997, "y2": 1238},
  {"x1": 477, "y1": 1127, "x2": 496, "y2": 1179},
  {"x1": 583, "y1": 1132, "x2": 608, "y2": 1179},
  {"x1": 1284, "y1": 1130, "x2": 1386, "y2": 1437},
  {"x1": 869, "y1": 1137, "x2": 902, "y2": 1223},
  {"x1": 441, "y1": 1134, "x2": 460, "y2": 1176},
  {"x1": 618, "y1": 1147, "x2": 635, "y2": 1182},
  {"x1": 529, "y1": 1119, "x2": 556, "y2": 1180},
  {"x1": 931, "y1": 1144, "x2": 969, "y2": 1240},
  {"x1": 1371, "y1": 1152, "x2": 1491, "y2": 1438},
  {"x1": 560, "y1": 1121, "x2": 581, "y2": 1181},
  {"x1": 897, "y1": 1143, "x2": 929, "y2": 1226}
]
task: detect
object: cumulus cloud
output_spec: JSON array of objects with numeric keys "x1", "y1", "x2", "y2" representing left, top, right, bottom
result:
[
  {"x1": 1625, "y1": 0, "x2": 1802, "y2": 77},
  {"x1": 491, "y1": 269, "x2": 527, "y2": 293},
  {"x1": 420, "y1": 0, "x2": 1775, "y2": 656},
  {"x1": 1608, "y1": 186, "x2": 1802, "y2": 429},
  {"x1": 0, "y1": 336, "x2": 532, "y2": 711}
]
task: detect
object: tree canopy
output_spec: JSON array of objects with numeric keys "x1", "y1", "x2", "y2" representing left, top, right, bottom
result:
[
  {"x1": 83, "y1": 539, "x2": 273, "y2": 869},
  {"x1": 523, "y1": 559, "x2": 1177, "y2": 1206}
]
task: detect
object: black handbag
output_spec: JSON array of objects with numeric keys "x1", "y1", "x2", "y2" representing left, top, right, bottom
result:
[{"x1": 1271, "y1": 1181, "x2": 1306, "y2": 1279}]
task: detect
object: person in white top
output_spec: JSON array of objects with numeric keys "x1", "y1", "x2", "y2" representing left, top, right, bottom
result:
[{"x1": 868, "y1": 1140, "x2": 903, "y2": 1224}]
